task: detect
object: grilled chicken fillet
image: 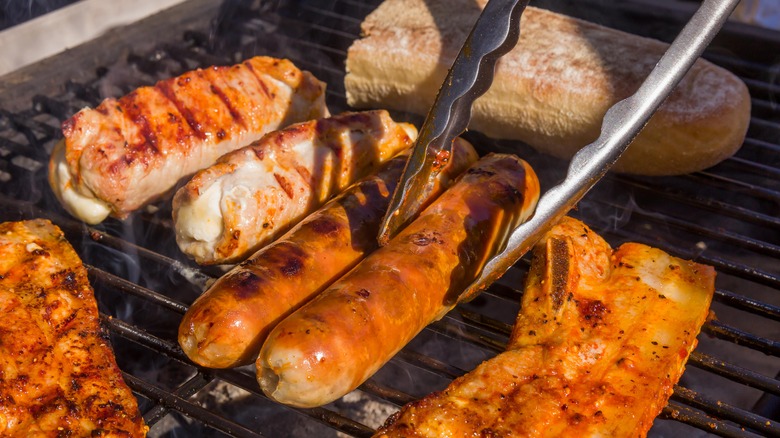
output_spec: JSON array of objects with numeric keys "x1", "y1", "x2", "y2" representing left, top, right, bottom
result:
[
  {"x1": 375, "y1": 217, "x2": 715, "y2": 437},
  {"x1": 173, "y1": 110, "x2": 416, "y2": 265},
  {"x1": 0, "y1": 219, "x2": 147, "y2": 437},
  {"x1": 49, "y1": 56, "x2": 328, "y2": 224}
]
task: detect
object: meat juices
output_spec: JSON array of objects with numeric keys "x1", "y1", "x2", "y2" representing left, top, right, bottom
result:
[
  {"x1": 49, "y1": 56, "x2": 328, "y2": 224},
  {"x1": 257, "y1": 153, "x2": 541, "y2": 408},
  {"x1": 178, "y1": 138, "x2": 478, "y2": 368}
]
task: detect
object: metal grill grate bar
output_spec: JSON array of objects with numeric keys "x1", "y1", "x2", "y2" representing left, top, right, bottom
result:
[{"x1": 0, "y1": 0, "x2": 777, "y2": 436}]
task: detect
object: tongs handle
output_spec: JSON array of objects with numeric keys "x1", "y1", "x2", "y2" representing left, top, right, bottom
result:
[
  {"x1": 459, "y1": 0, "x2": 742, "y2": 300},
  {"x1": 377, "y1": 0, "x2": 531, "y2": 245}
]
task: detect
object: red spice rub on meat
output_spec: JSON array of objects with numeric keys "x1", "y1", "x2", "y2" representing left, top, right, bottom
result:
[{"x1": 0, "y1": 219, "x2": 147, "y2": 437}]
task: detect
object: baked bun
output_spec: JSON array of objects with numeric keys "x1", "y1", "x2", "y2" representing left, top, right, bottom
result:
[{"x1": 345, "y1": 0, "x2": 751, "y2": 176}]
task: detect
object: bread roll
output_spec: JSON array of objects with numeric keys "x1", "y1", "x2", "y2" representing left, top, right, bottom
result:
[{"x1": 345, "y1": 0, "x2": 751, "y2": 176}]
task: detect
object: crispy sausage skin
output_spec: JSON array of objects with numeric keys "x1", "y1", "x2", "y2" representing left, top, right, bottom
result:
[
  {"x1": 173, "y1": 110, "x2": 417, "y2": 265},
  {"x1": 257, "y1": 153, "x2": 540, "y2": 408},
  {"x1": 49, "y1": 56, "x2": 328, "y2": 224},
  {"x1": 178, "y1": 139, "x2": 478, "y2": 368}
]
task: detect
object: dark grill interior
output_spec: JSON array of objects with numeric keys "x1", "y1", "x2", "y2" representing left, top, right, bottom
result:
[{"x1": 0, "y1": 0, "x2": 778, "y2": 436}]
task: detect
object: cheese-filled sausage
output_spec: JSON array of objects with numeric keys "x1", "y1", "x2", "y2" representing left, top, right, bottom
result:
[
  {"x1": 178, "y1": 139, "x2": 478, "y2": 368},
  {"x1": 173, "y1": 110, "x2": 416, "y2": 265},
  {"x1": 257, "y1": 153, "x2": 541, "y2": 408},
  {"x1": 49, "y1": 56, "x2": 328, "y2": 224}
]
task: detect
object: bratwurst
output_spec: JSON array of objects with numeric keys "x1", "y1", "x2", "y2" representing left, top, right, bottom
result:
[
  {"x1": 49, "y1": 56, "x2": 328, "y2": 224},
  {"x1": 178, "y1": 139, "x2": 477, "y2": 368},
  {"x1": 257, "y1": 153, "x2": 540, "y2": 408},
  {"x1": 173, "y1": 110, "x2": 416, "y2": 265}
]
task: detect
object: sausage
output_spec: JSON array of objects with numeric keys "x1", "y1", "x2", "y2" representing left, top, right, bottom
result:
[
  {"x1": 173, "y1": 110, "x2": 416, "y2": 265},
  {"x1": 48, "y1": 56, "x2": 328, "y2": 224},
  {"x1": 178, "y1": 139, "x2": 478, "y2": 368},
  {"x1": 256, "y1": 153, "x2": 541, "y2": 408}
]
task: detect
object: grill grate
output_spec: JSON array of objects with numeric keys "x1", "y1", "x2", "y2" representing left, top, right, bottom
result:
[{"x1": 0, "y1": 0, "x2": 778, "y2": 436}]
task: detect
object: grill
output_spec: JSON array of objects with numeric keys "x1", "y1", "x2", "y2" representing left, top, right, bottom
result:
[{"x1": 0, "y1": 0, "x2": 778, "y2": 436}]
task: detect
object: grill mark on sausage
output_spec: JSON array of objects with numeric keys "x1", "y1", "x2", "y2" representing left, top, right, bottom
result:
[
  {"x1": 274, "y1": 173, "x2": 295, "y2": 199},
  {"x1": 578, "y1": 299, "x2": 608, "y2": 327},
  {"x1": 309, "y1": 215, "x2": 344, "y2": 236},
  {"x1": 466, "y1": 168, "x2": 496, "y2": 177},
  {"x1": 119, "y1": 92, "x2": 160, "y2": 157},
  {"x1": 251, "y1": 143, "x2": 265, "y2": 161},
  {"x1": 295, "y1": 165, "x2": 312, "y2": 187},
  {"x1": 156, "y1": 80, "x2": 207, "y2": 141},
  {"x1": 279, "y1": 257, "x2": 304, "y2": 277}
]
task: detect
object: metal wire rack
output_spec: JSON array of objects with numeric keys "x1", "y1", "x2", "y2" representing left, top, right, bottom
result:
[{"x1": 0, "y1": 0, "x2": 778, "y2": 436}]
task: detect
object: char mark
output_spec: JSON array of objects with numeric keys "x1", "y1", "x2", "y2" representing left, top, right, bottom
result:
[
  {"x1": 209, "y1": 83, "x2": 246, "y2": 130},
  {"x1": 409, "y1": 232, "x2": 443, "y2": 246},
  {"x1": 279, "y1": 256, "x2": 304, "y2": 277},
  {"x1": 309, "y1": 215, "x2": 344, "y2": 236},
  {"x1": 295, "y1": 165, "x2": 313, "y2": 187},
  {"x1": 274, "y1": 173, "x2": 295, "y2": 199},
  {"x1": 548, "y1": 237, "x2": 570, "y2": 311},
  {"x1": 579, "y1": 299, "x2": 608, "y2": 326},
  {"x1": 262, "y1": 243, "x2": 309, "y2": 278},
  {"x1": 156, "y1": 81, "x2": 207, "y2": 141},
  {"x1": 120, "y1": 93, "x2": 160, "y2": 156},
  {"x1": 228, "y1": 270, "x2": 268, "y2": 300},
  {"x1": 466, "y1": 168, "x2": 496, "y2": 177}
]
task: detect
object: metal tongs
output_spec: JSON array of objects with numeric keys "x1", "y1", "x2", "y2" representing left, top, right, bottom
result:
[{"x1": 378, "y1": 0, "x2": 741, "y2": 298}]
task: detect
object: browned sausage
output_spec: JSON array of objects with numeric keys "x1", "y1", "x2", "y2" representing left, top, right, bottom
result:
[
  {"x1": 256, "y1": 153, "x2": 540, "y2": 408},
  {"x1": 178, "y1": 139, "x2": 478, "y2": 368}
]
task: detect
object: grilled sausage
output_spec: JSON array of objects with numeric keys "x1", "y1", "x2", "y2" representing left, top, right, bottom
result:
[
  {"x1": 49, "y1": 56, "x2": 328, "y2": 224},
  {"x1": 178, "y1": 139, "x2": 478, "y2": 368},
  {"x1": 173, "y1": 110, "x2": 416, "y2": 265},
  {"x1": 257, "y1": 153, "x2": 541, "y2": 408}
]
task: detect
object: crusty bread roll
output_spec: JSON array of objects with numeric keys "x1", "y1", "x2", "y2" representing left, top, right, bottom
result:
[{"x1": 345, "y1": 0, "x2": 751, "y2": 176}]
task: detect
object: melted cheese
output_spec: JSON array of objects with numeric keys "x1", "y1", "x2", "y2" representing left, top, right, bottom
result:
[{"x1": 49, "y1": 140, "x2": 111, "y2": 225}]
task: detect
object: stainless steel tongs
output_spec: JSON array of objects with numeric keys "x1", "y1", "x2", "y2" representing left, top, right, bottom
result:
[{"x1": 378, "y1": 0, "x2": 742, "y2": 298}]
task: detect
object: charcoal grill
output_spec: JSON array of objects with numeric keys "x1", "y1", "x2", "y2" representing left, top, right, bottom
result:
[{"x1": 0, "y1": 0, "x2": 778, "y2": 436}]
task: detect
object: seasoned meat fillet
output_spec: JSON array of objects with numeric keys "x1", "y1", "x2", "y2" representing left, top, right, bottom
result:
[
  {"x1": 0, "y1": 219, "x2": 147, "y2": 437},
  {"x1": 257, "y1": 154, "x2": 540, "y2": 408},
  {"x1": 375, "y1": 217, "x2": 715, "y2": 437},
  {"x1": 49, "y1": 56, "x2": 328, "y2": 224},
  {"x1": 173, "y1": 110, "x2": 416, "y2": 265},
  {"x1": 178, "y1": 139, "x2": 477, "y2": 368}
]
